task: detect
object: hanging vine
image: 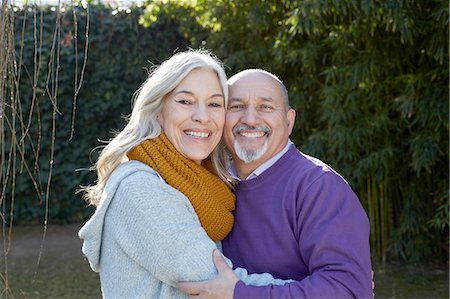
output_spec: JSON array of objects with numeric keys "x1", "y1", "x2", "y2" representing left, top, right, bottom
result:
[{"x1": 0, "y1": 0, "x2": 90, "y2": 294}]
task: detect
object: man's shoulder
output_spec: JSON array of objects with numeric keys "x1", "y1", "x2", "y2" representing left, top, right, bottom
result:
[
  {"x1": 286, "y1": 148, "x2": 332, "y2": 174},
  {"x1": 282, "y1": 148, "x2": 349, "y2": 186}
]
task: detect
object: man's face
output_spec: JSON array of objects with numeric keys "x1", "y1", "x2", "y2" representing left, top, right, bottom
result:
[{"x1": 224, "y1": 71, "x2": 295, "y2": 169}]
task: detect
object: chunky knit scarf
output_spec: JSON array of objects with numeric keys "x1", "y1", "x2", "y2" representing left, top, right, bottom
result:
[{"x1": 127, "y1": 133, "x2": 235, "y2": 242}]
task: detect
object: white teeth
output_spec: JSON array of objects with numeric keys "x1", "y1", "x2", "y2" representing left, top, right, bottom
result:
[
  {"x1": 240, "y1": 132, "x2": 265, "y2": 138},
  {"x1": 185, "y1": 131, "x2": 209, "y2": 138}
]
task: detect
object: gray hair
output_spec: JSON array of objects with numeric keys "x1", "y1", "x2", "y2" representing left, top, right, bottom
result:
[{"x1": 83, "y1": 49, "x2": 232, "y2": 205}]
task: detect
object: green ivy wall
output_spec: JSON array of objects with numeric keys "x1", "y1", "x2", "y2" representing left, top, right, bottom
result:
[{"x1": 6, "y1": 1, "x2": 449, "y2": 265}]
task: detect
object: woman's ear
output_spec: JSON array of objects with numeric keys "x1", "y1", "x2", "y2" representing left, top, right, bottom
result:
[{"x1": 156, "y1": 113, "x2": 163, "y2": 126}]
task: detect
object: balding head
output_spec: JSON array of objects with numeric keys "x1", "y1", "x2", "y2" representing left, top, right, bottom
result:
[{"x1": 227, "y1": 69, "x2": 290, "y2": 111}]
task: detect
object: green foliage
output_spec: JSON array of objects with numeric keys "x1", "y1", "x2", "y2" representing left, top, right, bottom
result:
[
  {"x1": 7, "y1": 0, "x2": 448, "y2": 265},
  {"x1": 142, "y1": 0, "x2": 449, "y2": 264},
  {"x1": 8, "y1": 3, "x2": 189, "y2": 224}
]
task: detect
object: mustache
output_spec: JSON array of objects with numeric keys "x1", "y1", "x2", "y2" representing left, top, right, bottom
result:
[{"x1": 232, "y1": 124, "x2": 271, "y2": 135}]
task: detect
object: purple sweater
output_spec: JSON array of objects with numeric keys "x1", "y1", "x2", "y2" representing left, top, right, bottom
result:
[{"x1": 222, "y1": 145, "x2": 372, "y2": 298}]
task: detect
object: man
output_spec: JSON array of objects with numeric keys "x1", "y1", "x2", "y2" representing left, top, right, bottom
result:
[{"x1": 179, "y1": 69, "x2": 373, "y2": 298}]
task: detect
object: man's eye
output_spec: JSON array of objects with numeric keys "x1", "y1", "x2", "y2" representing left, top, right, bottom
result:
[
  {"x1": 228, "y1": 104, "x2": 244, "y2": 110},
  {"x1": 260, "y1": 105, "x2": 274, "y2": 111}
]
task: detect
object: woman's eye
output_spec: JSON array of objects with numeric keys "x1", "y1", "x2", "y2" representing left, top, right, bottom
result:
[
  {"x1": 209, "y1": 102, "x2": 223, "y2": 108},
  {"x1": 176, "y1": 99, "x2": 192, "y2": 105}
]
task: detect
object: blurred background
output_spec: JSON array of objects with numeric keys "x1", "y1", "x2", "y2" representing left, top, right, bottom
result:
[{"x1": 1, "y1": 0, "x2": 448, "y2": 298}]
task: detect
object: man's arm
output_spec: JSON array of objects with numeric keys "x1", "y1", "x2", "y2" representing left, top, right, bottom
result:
[
  {"x1": 178, "y1": 249, "x2": 294, "y2": 299},
  {"x1": 179, "y1": 172, "x2": 373, "y2": 299},
  {"x1": 178, "y1": 254, "x2": 375, "y2": 299},
  {"x1": 178, "y1": 250, "x2": 239, "y2": 299}
]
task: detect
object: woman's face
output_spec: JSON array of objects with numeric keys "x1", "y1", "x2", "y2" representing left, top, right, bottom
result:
[{"x1": 158, "y1": 68, "x2": 225, "y2": 164}]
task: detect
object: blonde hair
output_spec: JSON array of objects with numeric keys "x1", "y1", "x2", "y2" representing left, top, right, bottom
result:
[{"x1": 82, "y1": 49, "x2": 232, "y2": 206}]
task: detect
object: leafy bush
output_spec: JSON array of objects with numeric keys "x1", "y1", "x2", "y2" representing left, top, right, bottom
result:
[
  {"x1": 6, "y1": 0, "x2": 448, "y2": 265},
  {"x1": 142, "y1": 0, "x2": 449, "y2": 264},
  {"x1": 6, "y1": 3, "x2": 190, "y2": 224}
]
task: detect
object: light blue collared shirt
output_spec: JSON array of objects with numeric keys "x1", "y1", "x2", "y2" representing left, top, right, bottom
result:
[{"x1": 228, "y1": 139, "x2": 294, "y2": 181}]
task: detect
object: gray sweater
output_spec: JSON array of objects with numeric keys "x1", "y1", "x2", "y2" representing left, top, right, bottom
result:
[{"x1": 79, "y1": 161, "x2": 288, "y2": 298}]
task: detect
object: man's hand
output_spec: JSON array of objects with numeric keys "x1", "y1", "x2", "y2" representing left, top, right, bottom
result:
[{"x1": 177, "y1": 249, "x2": 239, "y2": 299}]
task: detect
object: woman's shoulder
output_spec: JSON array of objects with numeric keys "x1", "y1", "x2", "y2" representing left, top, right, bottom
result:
[
  {"x1": 105, "y1": 161, "x2": 194, "y2": 215},
  {"x1": 108, "y1": 160, "x2": 185, "y2": 201},
  {"x1": 109, "y1": 160, "x2": 162, "y2": 185}
]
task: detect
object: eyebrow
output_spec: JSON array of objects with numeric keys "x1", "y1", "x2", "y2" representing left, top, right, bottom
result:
[
  {"x1": 174, "y1": 90, "x2": 194, "y2": 96},
  {"x1": 174, "y1": 90, "x2": 224, "y2": 99},
  {"x1": 229, "y1": 97, "x2": 274, "y2": 102}
]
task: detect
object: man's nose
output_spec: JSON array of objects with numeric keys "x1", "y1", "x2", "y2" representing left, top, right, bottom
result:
[{"x1": 240, "y1": 106, "x2": 259, "y2": 125}]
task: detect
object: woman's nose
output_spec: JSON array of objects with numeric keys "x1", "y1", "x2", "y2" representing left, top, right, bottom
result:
[{"x1": 192, "y1": 103, "x2": 209, "y2": 123}]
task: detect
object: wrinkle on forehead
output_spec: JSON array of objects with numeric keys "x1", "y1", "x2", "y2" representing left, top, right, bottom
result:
[
  {"x1": 228, "y1": 70, "x2": 290, "y2": 111},
  {"x1": 229, "y1": 74, "x2": 281, "y2": 100}
]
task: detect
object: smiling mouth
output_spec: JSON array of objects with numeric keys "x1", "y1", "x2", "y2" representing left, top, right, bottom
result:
[
  {"x1": 185, "y1": 130, "x2": 210, "y2": 138},
  {"x1": 239, "y1": 131, "x2": 266, "y2": 138},
  {"x1": 233, "y1": 125, "x2": 270, "y2": 139}
]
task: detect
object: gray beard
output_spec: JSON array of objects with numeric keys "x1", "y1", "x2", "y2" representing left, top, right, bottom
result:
[{"x1": 234, "y1": 139, "x2": 268, "y2": 163}]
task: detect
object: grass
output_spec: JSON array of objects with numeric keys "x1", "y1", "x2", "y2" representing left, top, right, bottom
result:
[
  {"x1": 1, "y1": 224, "x2": 448, "y2": 298},
  {"x1": 1, "y1": 224, "x2": 101, "y2": 299}
]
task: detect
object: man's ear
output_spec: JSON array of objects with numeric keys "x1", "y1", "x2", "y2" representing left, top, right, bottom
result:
[{"x1": 287, "y1": 108, "x2": 296, "y2": 135}]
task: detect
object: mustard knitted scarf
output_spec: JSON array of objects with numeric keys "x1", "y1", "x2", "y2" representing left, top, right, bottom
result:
[{"x1": 127, "y1": 133, "x2": 235, "y2": 242}]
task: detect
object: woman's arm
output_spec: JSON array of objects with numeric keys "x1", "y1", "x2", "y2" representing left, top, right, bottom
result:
[{"x1": 105, "y1": 169, "x2": 291, "y2": 288}]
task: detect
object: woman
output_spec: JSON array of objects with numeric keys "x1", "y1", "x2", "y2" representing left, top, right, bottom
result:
[{"x1": 78, "y1": 49, "x2": 288, "y2": 298}]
